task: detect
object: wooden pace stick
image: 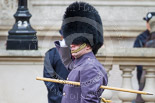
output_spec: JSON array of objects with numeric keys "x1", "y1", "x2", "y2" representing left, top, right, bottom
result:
[
  {"x1": 36, "y1": 77, "x2": 153, "y2": 95},
  {"x1": 101, "y1": 98, "x2": 112, "y2": 103}
]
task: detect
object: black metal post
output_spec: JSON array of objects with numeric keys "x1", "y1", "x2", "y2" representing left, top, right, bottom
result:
[{"x1": 7, "y1": 0, "x2": 38, "y2": 50}]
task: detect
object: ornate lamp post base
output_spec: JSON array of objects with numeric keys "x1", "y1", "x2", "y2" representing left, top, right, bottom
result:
[
  {"x1": 6, "y1": 0, "x2": 38, "y2": 50},
  {"x1": 7, "y1": 35, "x2": 38, "y2": 50}
]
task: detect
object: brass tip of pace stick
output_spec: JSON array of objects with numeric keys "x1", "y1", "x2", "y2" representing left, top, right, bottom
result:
[
  {"x1": 36, "y1": 77, "x2": 44, "y2": 81},
  {"x1": 36, "y1": 77, "x2": 40, "y2": 80},
  {"x1": 146, "y1": 92, "x2": 154, "y2": 95}
]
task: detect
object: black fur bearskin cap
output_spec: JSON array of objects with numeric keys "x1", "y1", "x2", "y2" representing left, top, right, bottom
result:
[{"x1": 61, "y1": 2, "x2": 103, "y2": 54}]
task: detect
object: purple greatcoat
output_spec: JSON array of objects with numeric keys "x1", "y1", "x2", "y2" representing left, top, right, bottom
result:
[{"x1": 55, "y1": 42, "x2": 108, "y2": 103}]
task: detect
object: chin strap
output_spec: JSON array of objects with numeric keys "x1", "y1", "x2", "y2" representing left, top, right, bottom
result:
[{"x1": 71, "y1": 43, "x2": 86, "y2": 53}]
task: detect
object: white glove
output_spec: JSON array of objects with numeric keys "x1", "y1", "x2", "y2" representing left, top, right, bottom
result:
[{"x1": 59, "y1": 39, "x2": 68, "y2": 47}]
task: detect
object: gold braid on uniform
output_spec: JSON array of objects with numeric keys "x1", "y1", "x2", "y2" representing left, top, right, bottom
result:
[{"x1": 71, "y1": 43, "x2": 86, "y2": 53}]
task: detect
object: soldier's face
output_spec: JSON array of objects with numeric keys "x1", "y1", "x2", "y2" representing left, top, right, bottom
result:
[
  {"x1": 70, "y1": 44, "x2": 82, "y2": 58},
  {"x1": 146, "y1": 22, "x2": 151, "y2": 31},
  {"x1": 70, "y1": 44, "x2": 81, "y2": 51},
  {"x1": 70, "y1": 44, "x2": 92, "y2": 58}
]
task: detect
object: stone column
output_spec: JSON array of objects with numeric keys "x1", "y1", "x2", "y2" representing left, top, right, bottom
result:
[
  {"x1": 118, "y1": 65, "x2": 136, "y2": 103},
  {"x1": 141, "y1": 66, "x2": 155, "y2": 103},
  {"x1": 101, "y1": 65, "x2": 113, "y2": 102}
]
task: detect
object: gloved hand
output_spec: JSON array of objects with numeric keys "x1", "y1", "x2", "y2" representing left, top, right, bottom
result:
[{"x1": 59, "y1": 39, "x2": 68, "y2": 47}]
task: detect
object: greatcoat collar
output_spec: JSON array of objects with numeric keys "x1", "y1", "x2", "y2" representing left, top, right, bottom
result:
[{"x1": 73, "y1": 52, "x2": 95, "y2": 68}]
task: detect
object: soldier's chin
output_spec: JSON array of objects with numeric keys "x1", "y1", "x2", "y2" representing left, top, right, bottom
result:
[{"x1": 72, "y1": 52, "x2": 82, "y2": 59}]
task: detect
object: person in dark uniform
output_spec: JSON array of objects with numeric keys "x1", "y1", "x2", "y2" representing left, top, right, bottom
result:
[
  {"x1": 43, "y1": 47, "x2": 69, "y2": 103},
  {"x1": 145, "y1": 16, "x2": 155, "y2": 47},
  {"x1": 134, "y1": 12, "x2": 155, "y2": 87},
  {"x1": 55, "y1": 2, "x2": 108, "y2": 103},
  {"x1": 134, "y1": 12, "x2": 155, "y2": 103}
]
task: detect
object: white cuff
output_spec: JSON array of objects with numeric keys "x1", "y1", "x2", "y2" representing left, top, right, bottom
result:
[{"x1": 59, "y1": 39, "x2": 68, "y2": 47}]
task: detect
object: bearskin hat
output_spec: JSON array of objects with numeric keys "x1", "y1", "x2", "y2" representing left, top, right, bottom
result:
[{"x1": 61, "y1": 2, "x2": 103, "y2": 54}]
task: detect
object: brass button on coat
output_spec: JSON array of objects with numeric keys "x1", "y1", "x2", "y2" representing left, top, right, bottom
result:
[{"x1": 63, "y1": 92, "x2": 66, "y2": 96}]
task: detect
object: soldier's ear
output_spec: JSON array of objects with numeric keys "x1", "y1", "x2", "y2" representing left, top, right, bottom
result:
[{"x1": 86, "y1": 44, "x2": 92, "y2": 50}]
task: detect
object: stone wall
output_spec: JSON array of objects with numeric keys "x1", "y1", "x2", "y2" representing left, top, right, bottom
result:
[
  {"x1": 1, "y1": 48, "x2": 155, "y2": 103},
  {"x1": 1, "y1": 0, "x2": 155, "y2": 49},
  {"x1": 0, "y1": 0, "x2": 155, "y2": 103},
  {"x1": 0, "y1": 50, "x2": 47, "y2": 103}
]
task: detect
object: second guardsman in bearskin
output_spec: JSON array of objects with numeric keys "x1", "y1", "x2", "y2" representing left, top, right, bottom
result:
[{"x1": 55, "y1": 2, "x2": 108, "y2": 103}]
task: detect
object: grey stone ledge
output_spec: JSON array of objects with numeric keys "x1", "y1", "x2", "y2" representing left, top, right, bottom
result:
[
  {"x1": 0, "y1": 48, "x2": 48, "y2": 57},
  {"x1": 97, "y1": 48, "x2": 155, "y2": 57},
  {"x1": 0, "y1": 48, "x2": 155, "y2": 58},
  {"x1": 0, "y1": 25, "x2": 146, "y2": 38}
]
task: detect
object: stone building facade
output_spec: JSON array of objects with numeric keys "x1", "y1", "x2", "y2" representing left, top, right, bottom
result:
[{"x1": 0, "y1": 0, "x2": 155, "y2": 103}]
